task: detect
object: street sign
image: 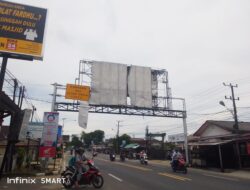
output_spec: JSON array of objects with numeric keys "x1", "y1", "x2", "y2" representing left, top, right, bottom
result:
[
  {"x1": 0, "y1": 0, "x2": 47, "y2": 59},
  {"x1": 65, "y1": 84, "x2": 90, "y2": 101},
  {"x1": 39, "y1": 146, "x2": 56, "y2": 158}
]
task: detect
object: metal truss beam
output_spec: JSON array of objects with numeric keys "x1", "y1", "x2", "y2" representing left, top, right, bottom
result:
[{"x1": 55, "y1": 102, "x2": 185, "y2": 118}]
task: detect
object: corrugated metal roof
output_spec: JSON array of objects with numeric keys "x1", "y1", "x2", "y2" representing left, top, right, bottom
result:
[
  {"x1": 193, "y1": 120, "x2": 250, "y2": 136},
  {"x1": 189, "y1": 139, "x2": 233, "y2": 146},
  {"x1": 124, "y1": 143, "x2": 140, "y2": 149}
]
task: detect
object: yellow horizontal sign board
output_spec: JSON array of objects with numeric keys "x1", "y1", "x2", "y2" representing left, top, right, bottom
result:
[
  {"x1": 0, "y1": 37, "x2": 42, "y2": 57},
  {"x1": 65, "y1": 84, "x2": 90, "y2": 101}
]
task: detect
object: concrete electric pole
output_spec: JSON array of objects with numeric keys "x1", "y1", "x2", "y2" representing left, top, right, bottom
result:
[
  {"x1": 223, "y1": 82, "x2": 241, "y2": 169},
  {"x1": 116, "y1": 120, "x2": 123, "y2": 153},
  {"x1": 223, "y1": 83, "x2": 239, "y2": 133}
]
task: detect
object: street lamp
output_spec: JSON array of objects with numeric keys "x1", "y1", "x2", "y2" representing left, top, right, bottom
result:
[
  {"x1": 219, "y1": 101, "x2": 225, "y2": 107},
  {"x1": 219, "y1": 101, "x2": 234, "y2": 117}
]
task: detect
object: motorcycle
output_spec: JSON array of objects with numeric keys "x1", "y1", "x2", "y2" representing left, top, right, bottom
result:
[
  {"x1": 61, "y1": 154, "x2": 104, "y2": 189},
  {"x1": 120, "y1": 153, "x2": 125, "y2": 162},
  {"x1": 171, "y1": 158, "x2": 187, "y2": 174},
  {"x1": 110, "y1": 153, "x2": 116, "y2": 161},
  {"x1": 140, "y1": 154, "x2": 148, "y2": 165}
]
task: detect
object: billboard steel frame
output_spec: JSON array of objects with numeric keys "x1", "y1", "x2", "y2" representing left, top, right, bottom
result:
[
  {"x1": 55, "y1": 102, "x2": 184, "y2": 118},
  {"x1": 52, "y1": 59, "x2": 189, "y2": 164}
]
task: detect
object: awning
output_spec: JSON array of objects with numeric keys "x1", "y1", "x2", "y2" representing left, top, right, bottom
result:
[
  {"x1": 189, "y1": 139, "x2": 233, "y2": 146},
  {"x1": 124, "y1": 143, "x2": 140, "y2": 149}
]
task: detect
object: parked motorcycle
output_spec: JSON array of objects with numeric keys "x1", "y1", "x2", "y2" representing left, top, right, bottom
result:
[
  {"x1": 171, "y1": 158, "x2": 187, "y2": 174},
  {"x1": 140, "y1": 154, "x2": 148, "y2": 165},
  {"x1": 61, "y1": 154, "x2": 104, "y2": 189}
]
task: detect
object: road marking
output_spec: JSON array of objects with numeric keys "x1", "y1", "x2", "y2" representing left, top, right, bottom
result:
[
  {"x1": 158, "y1": 172, "x2": 192, "y2": 181},
  {"x1": 115, "y1": 161, "x2": 152, "y2": 171},
  {"x1": 97, "y1": 158, "x2": 152, "y2": 171},
  {"x1": 202, "y1": 173, "x2": 239, "y2": 181},
  {"x1": 108, "y1": 173, "x2": 123, "y2": 182}
]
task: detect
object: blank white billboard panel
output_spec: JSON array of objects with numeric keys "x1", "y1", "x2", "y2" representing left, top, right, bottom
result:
[
  {"x1": 78, "y1": 101, "x2": 89, "y2": 129},
  {"x1": 128, "y1": 66, "x2": 152, "y2": 108},
  {"x1": 90, "y1": 61, "x2": 127, "y2": 105}
]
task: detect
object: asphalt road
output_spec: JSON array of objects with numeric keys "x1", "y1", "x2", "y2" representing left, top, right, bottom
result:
[
  {"x1": 95, "y1": 153, "x2": 250, "y2": 190},
  {"x1": 0, "y1": 152, "x2": 249, "y2": 190}
]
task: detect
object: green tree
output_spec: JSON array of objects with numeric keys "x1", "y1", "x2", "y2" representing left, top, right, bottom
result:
[
  {"x1": 70, "y1": 135, "x2": 83, "y2": 147},
  {"x1": 118, "y1": 134, "x2": 131, "y2": 146},
  {"x1": 92, "y1": 130, "x2": 104, "y2": 144},
  {"x1": 81, "y1": 130, "x2": 105, "y2": 147}
]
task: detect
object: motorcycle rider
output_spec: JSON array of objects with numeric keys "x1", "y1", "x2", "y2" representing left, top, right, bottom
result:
[
  {"x1": 139, "y1": 150, "x2": 148, "y2": 164},
  {"x1": 120, "y1": 149, "x2": 125, "y2": 161},
  {"x1": 172, "y1": 149, "x2": 182, "y2": 169},
  {"x1": 139, "y1": 150, "x2": 146, "y2": 160},
  {"x1": 109, "y1": 149, "x2": 115, "y2": 160},
  {"x1": 74, "y1": 147, "x2": 87, "y2": 188}
]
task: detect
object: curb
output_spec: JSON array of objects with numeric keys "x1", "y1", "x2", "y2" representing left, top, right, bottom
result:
[{"x1": 35, "y1": 173, "x2": 45, "y2": 176}]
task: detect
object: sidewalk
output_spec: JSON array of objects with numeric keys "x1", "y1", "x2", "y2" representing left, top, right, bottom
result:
[
  {"x1": 2, "y1": 157, "x2": 63, "y2": 178},
  {"x1": 149, "y1": 159, "x2": 250, "y2": 180}
]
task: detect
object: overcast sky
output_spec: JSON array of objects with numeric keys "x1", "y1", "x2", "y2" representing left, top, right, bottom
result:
[{"x1": 2, "y1": 0, "x2": 250, "y2": 140}]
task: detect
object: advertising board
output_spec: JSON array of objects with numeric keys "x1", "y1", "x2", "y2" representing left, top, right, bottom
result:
[
  {"x1": 39, "y1": 146, "x2": 56, "y2": 158},
  {"x1": 40, "y1": 112, "x2": 59, "y2": 147},
  {"x1": 0, "y1": 0, "x2": 47, "y2": 59},
  {"x1": 168, "y1": 133, "x2": 185, "y2": 143}
]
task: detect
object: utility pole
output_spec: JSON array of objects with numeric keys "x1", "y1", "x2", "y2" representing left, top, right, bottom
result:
[
  {"x1": 145, "y1": 126, "x2": 149, "y2": 153},
  {"x1": 50, "y1": 83, "x2": 63, "y2": 170},
  {"x1": 182, "y1": 99, "x2": 189, "y2": 165},
  {"x1": 170, "y1": 97, "x2": 189, "y2": 165},
  {"x1": 51, "y1": 83, "x2": 64, "y2": 112},
  {"x1": 51, "y1": 83, "x2": 58, "y2": 112},
  {"x1": 116, "y1": 120, "x2": 123, "y2": 153},
  {"x1": 0, "y1": 57, "x2": 8, "y2": 91},
  {"x1": 223, "y1": 82, "x2": 241, "y2": 169},
  {"x1": 223, "y1": 83, "x2": 239, "y2": 133},
  {"x1": 31, "y1": 105, "x2": 36, "y2": 122}
]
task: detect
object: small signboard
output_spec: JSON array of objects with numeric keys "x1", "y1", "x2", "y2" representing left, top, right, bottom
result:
[
  {"x1": 168, "y1": 133, "x2": 185, "y2": 143},
  {"x1": 62, "y1": 135, "x2": 70, "y2": 143},
  {"x1": 65, "y1": 84, "x2": 90, "y2": 101},
  {"x1": 0, "y1": 0, "x2": 47, "y2": 59},
  {"x1": 39, "y1": 146, "x2": 56, "y2": 158},
  {"x1": 27, "y1": 122, "x2": 44, "y2": 139}
]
